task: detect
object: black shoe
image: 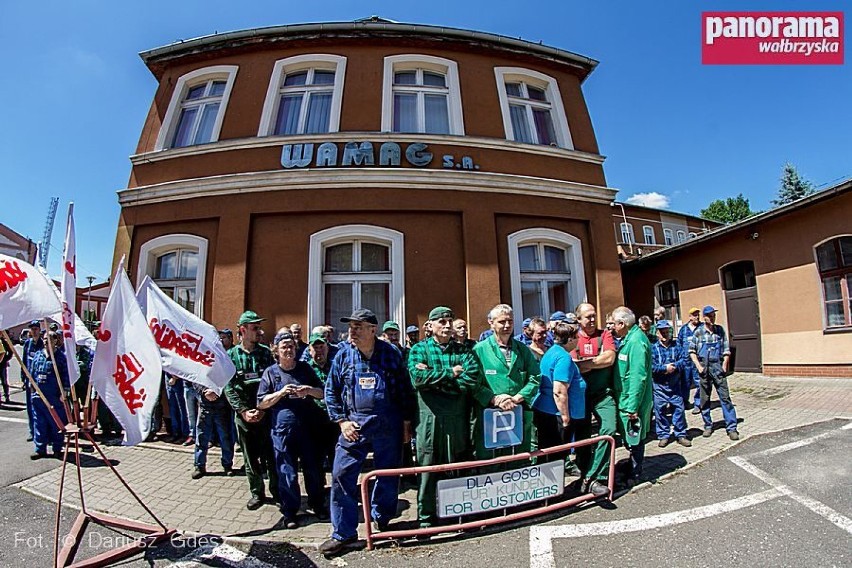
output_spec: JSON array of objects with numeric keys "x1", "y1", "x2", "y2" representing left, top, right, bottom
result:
[
  {"x1": 564, "y1": 461, "x2": 582, "y2": 477},
  {"x1": 587, "y1": 480, "x2": 610, "y2": 498},
  {"x1": 26, "y1": 436, "x2": 33, "y2": 442},
  {"x1": 30, "y1": 452, "x2": 46, "y2": 460},
  {"x1": 246, "y1": 495, "x2": 263, "y2": 510},
  {"x1": 224, "y1": 467, "x2": 235, "y2": 477},
  {"x1": 191, "y1": 467, "x2": 205, "y2": 480},
  {"x1": 314, "y1": 509, "x2": 330, "y2": 522},
  {"x1": 371, "y1": 519, "x2": 390, "y2": 532},
  {"x1": 319, "y1": 536, "x2": 357, "y2": 556},
  {"x1": 282, "y1": 516, "x2": 298, "y2": 529},
  {"x1": 691, "y1": 407, "x2": 701, "y2": 415}
]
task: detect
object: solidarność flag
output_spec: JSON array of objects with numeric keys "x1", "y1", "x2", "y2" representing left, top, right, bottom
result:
[
  {"x1": 60, "y1": 203, "x2": 80, "y2": 385},
  {"x1": 0, "y1": 253, "x2": 63, "y2": 328}
]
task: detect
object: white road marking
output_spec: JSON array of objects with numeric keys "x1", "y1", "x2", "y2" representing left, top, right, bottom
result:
[
  {"x1": 170, "y1": 542, "x2": 276, "y2": 568},
  {"x1": 743, "y1": 420, "x2": 852, "y2": 459},
  {"x1": 729, "y1": 456, "x2": 852, "y2": 535},
  {"x1": 529, "y1": 489, "x2": 782, "y2": 568},
  {"x1": 0, "y1": 416, "x2": 28, "y2": 424}
]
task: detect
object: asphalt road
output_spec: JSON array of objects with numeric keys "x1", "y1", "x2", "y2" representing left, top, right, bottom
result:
[{"x1": 1, "y1": 374, "x2": 849, "y2": 567}]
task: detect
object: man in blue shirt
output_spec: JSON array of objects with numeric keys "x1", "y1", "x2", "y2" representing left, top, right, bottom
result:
[
  {"x1": 677, "y1": 307, "x2": 702, "y2": 413},
  {"x1": 29, "y1": 331, "x2": 69, "y2": 459},
  {"x1": 320, "y1": 309, "x2": 415, "y2": 557},
  {"x1": 651, "y1": 321, "x2": 690, "y2": 447},
  {"x1": 689, "y1": 306, "x2": 739, "y2": 440},
  {"x1": 21, "y1": 320, "x2": 44, "y2": 441}
]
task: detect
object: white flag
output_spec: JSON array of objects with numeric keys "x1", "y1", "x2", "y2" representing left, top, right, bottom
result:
[
  {"x1": 36, "y1": 265, "x2": 97, "y2": 351},
  {"x1": 61, "y1": 203, "x2": 80, "y2": 385},
  {"x1": 0, "y1": 253, "x2": 63, "y2": 328},
  {"x1": 91, "y1": 259, "x2": 162, "y2": 446},
  {"x1": 136, "y1": 276, "x2": 235, "y2": 394}
]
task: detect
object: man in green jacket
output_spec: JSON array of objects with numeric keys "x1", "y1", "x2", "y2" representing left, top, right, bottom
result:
[
  {"x1": 408, "y1": 306, "x2": 481, "y2": 528},
  {"x1": 224, "y1": 310, "x2": 278, "y2": 510},
  {"x1": 472, "y1": 304, "x2": 540, "y2": 459},
  {"x1": 611, "y1": 306, "x2": 653, "y2": 487}
]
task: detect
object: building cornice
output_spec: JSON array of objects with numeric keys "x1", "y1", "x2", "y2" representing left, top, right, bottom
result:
[
  {"x1": 130, "y1": 133, "x2": 606, "y2": 167},
  {"x1": 118, "y1": 168, "x2": 617, "y2": 207}
]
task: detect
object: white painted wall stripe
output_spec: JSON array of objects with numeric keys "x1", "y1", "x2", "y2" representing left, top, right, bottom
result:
[{"x1": 529, "y1": 489, "x2": 781, "y2": 568}]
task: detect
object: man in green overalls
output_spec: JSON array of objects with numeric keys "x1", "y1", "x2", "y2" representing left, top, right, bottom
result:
[
  {"x1": 573, "y1": 303, "x2": 617, "y2": 498},
  {"x1": 408, "y1": 306, "x2": 481, "y2": 528},
  {"x1": 472, "y1": 304, "x2": 540, "y2": 459},
  {"x1": 224, "y1": 310, "x2": 278, "y2": 510},
  {"x1": 611, "y1": 306, "x2": 653, "y2": 487}
]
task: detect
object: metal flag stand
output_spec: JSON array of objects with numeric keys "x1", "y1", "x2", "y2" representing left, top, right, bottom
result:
[{"x1": 3, "y1": 330, "x2": 175, "y2": 568}]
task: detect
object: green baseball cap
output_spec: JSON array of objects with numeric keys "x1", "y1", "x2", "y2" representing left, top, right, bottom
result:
[
  {"x1": 427, "y1": 306, "x2": 454, "y2": 321},
  {"x1": 237, "y1": 310, "x2": 265, "y2": 325},
  {"x1": 308, "y1": 331, "x2": 327, "y2": 344},
  {"x1": 382, "y1": 321, "x2": 400, "y2": 332}
]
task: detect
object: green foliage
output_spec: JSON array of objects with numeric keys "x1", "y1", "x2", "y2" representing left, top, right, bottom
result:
[
  {"x1": 700, "y1": 193, "x2": 756, "y2": 224},
  {"x1": 772, "y1": 163, "x2": 814, "y2": 206}
]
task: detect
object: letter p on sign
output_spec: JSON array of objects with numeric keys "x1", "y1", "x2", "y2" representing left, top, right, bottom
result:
[{"x1": 483, "y1": 406, "x2": 524, "y2": 449}]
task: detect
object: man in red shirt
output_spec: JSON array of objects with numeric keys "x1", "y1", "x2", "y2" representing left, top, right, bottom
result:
[{"x1": 572, "y1": 303, "x2": 617, "y2": 498}]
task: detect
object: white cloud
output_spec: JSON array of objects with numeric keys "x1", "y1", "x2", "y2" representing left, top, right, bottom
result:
[{"x1": 625, "y1": 191, "x2": 670, "y2": 209}]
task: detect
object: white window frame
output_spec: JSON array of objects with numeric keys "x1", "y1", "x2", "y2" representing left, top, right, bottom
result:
[
  {"x1": 137, "y1": 234, "x2": 208, "y2": 317},
  {"x1": 620, "y1": 222, "x2": 635, "y2": 244},
  {"x1": 381, "y1": 54, "x2": 464, "y2": 135},
  {"x1": 258, "y1": 54, "x2": 347, "y2": 136},
  {"x1": 663, "y1": 228, "x2": 674, "y2": 246},
  {"x1": 643, "y1": 225, "x2": 656, "y2": 245},
  {"x1": 676, "y1": 230, "x2": 687, "y2": 243},
  {"x1": 494, "y1": 67, "x2": 573, "y2": 149},
  {"x1": 688, "y1": 232, "x2": 698, "y2": 240},
  {"x1": 155, "y1": 65, "x2": 238, "y2": 151},
  {"x1": 307, "y1": 225, "x2": 405, "y2": 331},
  {"x1": 507, "y1": 228, "x2": 587, "y2": 331}
]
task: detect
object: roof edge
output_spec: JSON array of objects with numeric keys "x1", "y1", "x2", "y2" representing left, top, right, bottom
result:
[{"x1": 139, "y1": 21, "x2": 598, "y2": 77}]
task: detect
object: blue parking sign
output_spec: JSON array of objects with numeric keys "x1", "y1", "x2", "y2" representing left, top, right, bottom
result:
[{"x1": 482, "y1": 406, "x2": 523, "y2": 449}]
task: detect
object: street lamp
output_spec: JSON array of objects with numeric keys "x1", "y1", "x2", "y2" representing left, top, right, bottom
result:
[
  {"x1": 86, "y1": 275, "x2": 95, "y2": 329},
  {"x1": 611, "y1": 201, "x2": 634, "y2": 255}
]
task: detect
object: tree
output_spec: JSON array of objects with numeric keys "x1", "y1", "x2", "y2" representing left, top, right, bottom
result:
[
  {"x1": 700, "y1": 194, "x2": 756, "y2": 224},
  {"x1": 772, "y1": 162, "x2": 814, "y2": 206}
]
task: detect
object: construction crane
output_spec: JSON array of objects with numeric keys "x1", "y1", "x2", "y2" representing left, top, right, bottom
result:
[{"x1": 38, "y1": 197, "x2": 59, "y2": 268}]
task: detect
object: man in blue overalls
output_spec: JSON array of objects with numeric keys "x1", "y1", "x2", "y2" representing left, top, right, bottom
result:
[
  {"x1": 29, "y1": 331, "x2": 69, "y2": 459},
  {"x1": 677, "y1": 307, "x2": 702, "y2": 413},
  {"x1": 319, "y1": 309, "x2": 415, "y2": 557},
  {"x1": 689, "y1": 306, "x2": 739, "y2": 440},
  {"x1": 21, "y1": 321, "x2": 43, "y2": 441},
  {"x1": 651, "y1": 321, "x2": 691, "y2": 447}
]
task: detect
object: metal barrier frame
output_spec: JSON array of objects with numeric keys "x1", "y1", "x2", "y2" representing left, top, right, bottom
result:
[{"x1": 360, "y1": 434, "x2": 616, "y2": 550}]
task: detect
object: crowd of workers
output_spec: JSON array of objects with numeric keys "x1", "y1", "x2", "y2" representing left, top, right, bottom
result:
[{"x1": 1, "y1": 300, "x2": 739, "y2": 557}]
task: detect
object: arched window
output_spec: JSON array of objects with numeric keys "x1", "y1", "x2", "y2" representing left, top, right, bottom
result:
[
  {"x1": 620, "y1": 222, "x2": 635, "y2": 244},
  {"x1": 137, "y1": 234, "x2": 208, "y2": 316},
  {"x1": 676, "y1": 230, "x2": 687, "y2": 244},
  {"x1": 663, "y1": 228, "x2": 674, "y2": 246},
  {"x1": 258, "y1": 55, "x2": 347, "y2": 136},
  {"x1": 721, "y1": 260, "x2": 756, "y2": 291},
  {"x1": 508, "y1": 229, "x2": 586, "y2": 329},
  {"x1": 308, "y1": 226, "x2": 405, "y2": 331},
  {"x1": 155, "y1": 66, "x2": 238, "y2": 150},
  {"x1": 815, "y1": 236, "x2": 852, "y2": 328},
  {"x1": 643, "y1": 225, "x2": 656, "y2": 245},
  {"x1": 495, "y1": 67, "x2": 573, "y2": 149},
  {"x1": 381, "y1": 55, "x2": 464, "y2": 135}
]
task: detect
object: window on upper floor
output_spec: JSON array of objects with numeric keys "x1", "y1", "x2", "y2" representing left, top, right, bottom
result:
[
  {"x1": 494, "y1": 67, "x2": 573, "y2": 149},
  {"x1": 381, "y1": 55, "x2": 464, "y2": 135},
  {"x1": 663, "y1": 228, "x2": 674, "y2": 246},
  {"x1": 620, "y1": 222, "x2": 635, "y2": 244},
  {"x1": 643, "y1": 226, "x2": 656, "y2": 245},
  {"x1": 815, "y1": 236, "x2": 852, "y2": 329},
  {"x1": 676, "y1": 230, "x2": 686, "y2": 244},
  {"x1": 689, "y1": 232, "x2": 698, "y2": 240},
  {"x1": 156, "y1": 66, "x2": 238, "y2": 151},
  {"x1": 258, "y1": 55, "x2": 347, "y2": 137}
]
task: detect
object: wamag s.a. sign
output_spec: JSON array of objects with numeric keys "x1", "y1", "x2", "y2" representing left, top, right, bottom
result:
[{"x1": 702, "y1": 12, "x2": 844, "y2": 64}]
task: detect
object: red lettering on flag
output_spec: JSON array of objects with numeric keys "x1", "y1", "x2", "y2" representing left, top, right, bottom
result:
[
  {"x1": 113, "y1": 352, "x2": 148, "y2": 414},
  {"x1": 0, "y1": 259, "x2": 28, "y2": 293},
  {"x1": 149, "y1": 318, "x2": 216, "y2": 367}
]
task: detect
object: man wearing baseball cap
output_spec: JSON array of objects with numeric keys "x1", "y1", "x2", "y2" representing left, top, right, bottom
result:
[
  {"x1": 677, "y1": 307, "x2": 703, "y2": 413},
  {"x1": 224, "y1": 310, "x2": 278, "y2": 510},
  {"x1": 380, "y1": 321, "x2": 404, "y2": 354},
  {"x1": 688, "y1": 306, "x2": 739, "y2": 440},
  {"x1": 320, "y1": 308, "x2": 415, "y2": 556},
  {"x1": 651, "y1": 320, "x2": 690, "y2": 448},
  {"x1": 21, "y1": 320, "x2": 44, "y2": 441},
  {"x1": 407, "y1": 306, "x2": 480, "y2": 530}
]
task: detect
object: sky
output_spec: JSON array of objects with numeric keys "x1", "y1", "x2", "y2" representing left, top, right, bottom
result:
[{"x1": 1, "y1": 1, "x2": 849, "y2": 282}]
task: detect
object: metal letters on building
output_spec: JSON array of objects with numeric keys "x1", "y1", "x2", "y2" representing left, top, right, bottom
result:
[{"x1": 281, "y1": 140, "x2": 480, "y2": 171}]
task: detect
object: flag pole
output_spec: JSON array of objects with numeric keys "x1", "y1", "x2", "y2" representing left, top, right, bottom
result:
[
  {"x1": 43, "y1": 320, "x2": 76, "y2": 424},
  {"x1": 1, "y1": 330, "x2": 66, "y2": 431}
]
